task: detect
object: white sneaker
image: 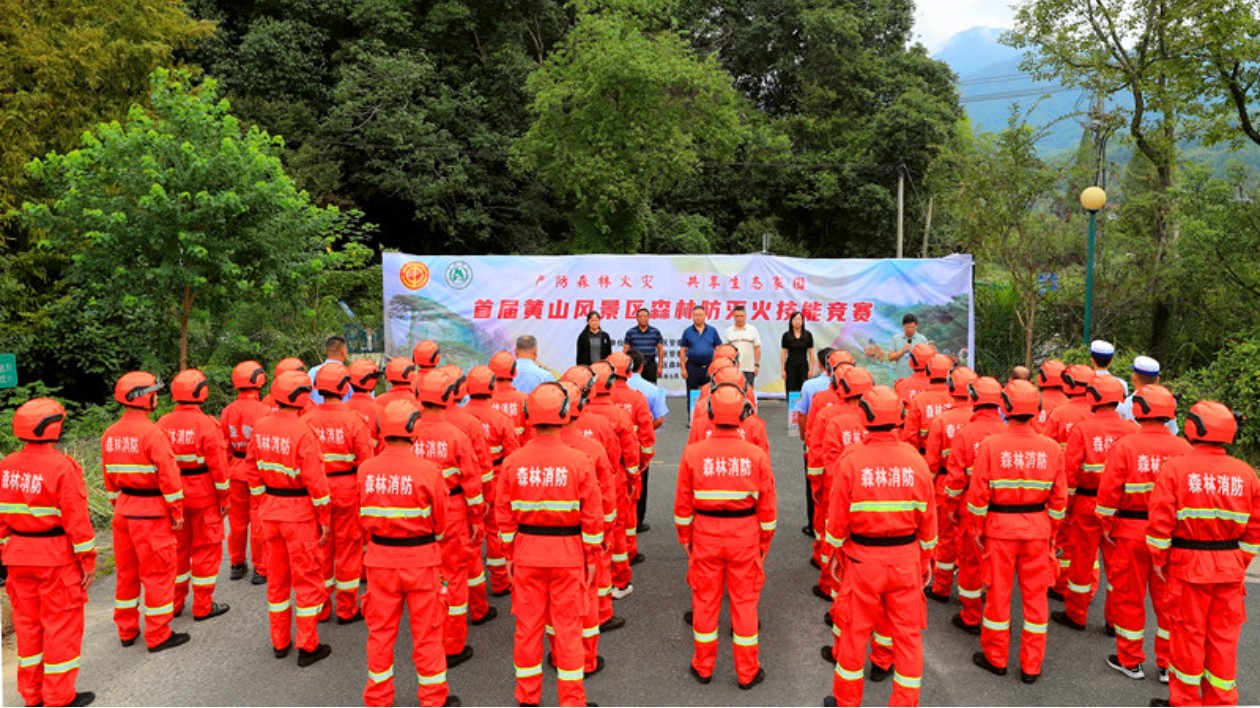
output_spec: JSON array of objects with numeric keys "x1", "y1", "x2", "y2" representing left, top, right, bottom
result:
[
  {"x1": 1159, "y1": 667, "x2": 1169, "y2": 684},
  {"x1": 611, "y1": 584, "x2": 633, "y2": 600},
  {"x1": 1107, "y1": 655, "x2": 1145, "y2": 680}
]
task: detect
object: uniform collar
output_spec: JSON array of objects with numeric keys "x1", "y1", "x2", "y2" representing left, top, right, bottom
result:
[
  {"x1": 709, "y1": 428, "x2": 744, "y2": 440},
  {"x1": 237, "y1": 390, "x2": 262, "y2": 401},
  {"x1": 864, "y1": 430, "x2": 901, "y2": 444},
  {"x1": 1091, "y1": 408, "x2": 1120, "y2": 419},
  {"x1": 174, "y1": 403, "x2": 203, "y2": 412},
  {"x1": 971, "y1": 408, "x2": 1003, "y2": 421},
  {"x1": 22, "y1": 443, "x2": 58, "y2": 454},
  {"x1": 122, "y1": 408, "x2": 152, "y2": 421},
  {"x1": 1138, "y1": 422, "x2": 1172, "y2": 434},
  {"x1": 1190, "y1": 444, "x2": 1227, "y2": 456},
  {"x1": 319, "y1": 398, "x2": 347, "y2": 411}
]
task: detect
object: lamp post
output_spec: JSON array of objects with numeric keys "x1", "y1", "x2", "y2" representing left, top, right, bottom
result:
[{"x1": 1080, "y1": 186, "x2": 1107, "y2": 346}]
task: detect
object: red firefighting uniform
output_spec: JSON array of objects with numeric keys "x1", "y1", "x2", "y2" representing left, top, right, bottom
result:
[
  {"x1": 966, "y1": 422, "x2": 1067, "y2": 674},
  {"x1": 157, "y1": 404, "x2": 230, "y2": 618},
  {"x1": 611, "y1": 380, "x2": 655, "y2": 557},
  {"x1": 102, "y1": 409, "x2": 184, "y2": 648},
  {"x1": 491, "y1": 383, "x2": 528, "y2": 438},
  {"x1": 358, "y1": 445, "x2": 451, "y2": 707},
  {"x1": 894, "y1": 372, "x2": 931, "y2": 408},
  {"x1": 1096, "y1": 423, "x2": 1192, "y2": 670},
  {"x1": 375, "y1": 384, "x2": 419, "y2": 411},
  {"x1": 411, "y1": 409, "x2": 483, "y2": 655},
  {"x1": 816, "y1": 404, "x2": 867, "y2": 593},
  {"x1": 902, "y1": 383, "x2": 953, "y2": 453},
  {"x1": 1062, "y1": 409, "x2": 1139, "y2": 626},
  {"x1": 244, "y1": 408, "x2": 331, "y2": 653},
  {"x1": 1033, "y1": 388, "x2": 1070, "y2": 435},
  {"x1": 303, "y1": 398, "x2": 375, "y2": 620},
  {"x1": 674, "y1": 429, "x2": 777, "y2": 684},
  {"x1": 1147, "y1": 446, "x2": 1260, "y2": 707},
  {"x1": 570, "y1": 405, "x2": 622, "y2": 622},
  {"x1": 1044, "y1": 394, "x2": 1093, "y2": 592},
  {"x1": 496, "y1": 433, "x2": 604, "y2": 707},
  {"x1": 0, "y1": 443, "x2": 97, "y2": 707},
  {"x1": 262, "y1": 393, "x2": 317, "y2": 414},
  {"x1": 586, "y1": 394, "x2": 640, "y2": 589},
  {"x1": 689, "y1": 411, "x2": 771, "y2": 454},
  {"x1": 442, "y1": 405, "x2": 495, "y2": 621},
  {"x1": 464, "y1": 396, "x2": 521, "y2": 594},
  {"x1": 221, "y1": 390, "x2": 271, "y2": 576},
  {"x1": 347, "y1": 391, "x2": 385, "y2": 451},
  {"x1": 942, "y1": 409, "x2": 1008, "y2": 625},
  {"x1": 923, "y1": 401, "x2": 972, "y2": 596},
  {"x1": 826, "y1": 431, "x2": 936, "y2": 706},
  {"x1": 804, "y1": 386, "x2": 844, "y2": 495}
]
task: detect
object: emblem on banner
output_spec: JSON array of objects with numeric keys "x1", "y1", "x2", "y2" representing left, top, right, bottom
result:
[
  {"x1": 445, "y1": 261, "x2": 473, "y2": 290},
  {"x1": 400, "y1": 261, "x2": 430, "y2": 290}
]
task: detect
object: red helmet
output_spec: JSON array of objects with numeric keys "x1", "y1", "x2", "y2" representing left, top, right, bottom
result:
[
  {"x1": 707, "y1": 383, "x2": 751, "y2": 426},
  {"x1": 489, "y1": 351, "x2": 517, "y2": 380},
  {"x1": 272, "y1": 371, "x2": 313, "y2": 409},
  {"x1": 232, "y1": 361, "x2": 266, "y2": 390},
  {"x1": 412, "y1": 340, "x2": 440, "y2": 368},
  {"x1": 710, "y1": 366, "x2": 746, "y2": 390},
  {"x1": 1037, "y1": 360, "x2": 1066, "y2": 390},
  {"x1": 466, "y1": 365, "x2": 497, "y2": 397},
  {"x1": 115, "y1": 371, "x2": 163, "y2": 410},
  {"x1": 1002, "y1": 380, "x2": 1041, "y2": 418},
  {"x1": 348, "y1": 359, "x2": 381, "y2": 391},
  {"x1": 525, "y1": 382, "x2": 571, "y2": 426},
  {"x1": 1062, "y1": 364, "x2": 1095, "y2": 396},
  {"x1": 714, "y1": 343, "x2": 740, "y2": 365},
  {"x1": 1086, "y1": 375, "x2": 1125, "y2": 408},
  {"x1": 1185, "y1": 400, "x2": 1239, "y2": 445},
  {"x1": 314, "y1": 362, "x2": 351, "y2": 397},
  {"x1": 438, "y1": 365, "x2": 467, "y2": 398},
  {"x1": 274, "y1": 357, "x2": 307, "y2": 380},
  {"x1": 858, "y1": 386, "x2": 905, "y2": 428},
  {"x1": 379, "y1": 400, "x2": 422, "y2": 439},
  {"x1": 558, "y1": 380, "x2": 589, "y2": 413},
  {"x1": 590, "y1": 361, "x2": 616, "y2": 395},
  {"x1": 707, "y1": 357, "x2": 736, "y2": 376},
  {"x1": 969, "y1": 376, "x2": 1003, "y2": 408},
  {"x1": 562, "y1": 366, "x2": 597, "y2": 395},
  {"x1": 827, "y1": 349, "x2": 855, "y2": 372},
  {"x1": 14, "y1": 398, "x2": 66, "y2": 443},
  {"x1": 1132, "y1": 385, "x2": 1177, "y2": 421},
  {"x1": 838, "y1": 366, "x2": 874, "y2": 400},
  {"x1": 385, "y1": 357, "x2": 417, "y2": 385},
  {"x1": 947, "y1": 366, "x2": 977, "y2": 399},
  {"x1": 908, "y1": 343, "x2": 937, "y2": 371},
  {"x1": 925, "y1": 354, "x2": 953, "y2": 381},
  {"x1": 417, "y1": 369, "x2": 459, "y2": 407},
  {"x1": 171, "y1": 369, "x2": 210, "y2": 405},
  {"x1": 607, "y1": 352, "x2": 633, "y2": 379}
]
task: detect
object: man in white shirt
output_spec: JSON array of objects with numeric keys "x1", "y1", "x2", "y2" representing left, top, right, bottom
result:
[
  {"x1": 723, "y1": 305, "x2": 762, "y2": 389},
  {"x1": 1116, "y1": 355, "x2": 1178, "y2": 434}
]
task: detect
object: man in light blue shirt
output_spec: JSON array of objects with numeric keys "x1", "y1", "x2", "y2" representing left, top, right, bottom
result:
[
  {"x1": 512, "y1": 334, "x2": 555, "y2": 395},
  {"x1": 791, "y1": 347, "x2": 833, "y2": 538},
  {"x1": 308, "y1": 335, "x2": 351, "y2": 404},
  {"x1": 1116, "y1": 355, "x2": 1179, "y2": 434}
]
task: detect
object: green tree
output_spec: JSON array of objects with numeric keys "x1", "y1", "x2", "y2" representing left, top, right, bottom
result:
[{"x1": 16, "y1": 68, "x2": 348, "y2": 371}]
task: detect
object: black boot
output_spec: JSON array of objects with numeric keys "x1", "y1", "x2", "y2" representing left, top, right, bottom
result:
[
  {"x1": 739, "y1": 668, "x2": 766, "y2": 690},
  {"x1": 194, "y1": 602, "x2": 230, "y2": 621},
  {"x1": 229, "y1": 564, "x2": 248, "y2": 581},
  {"x1": 1051, "y1": 610, "x2": 1086, "y2": 631},
  {"x1": 869, "y1": 663, "x2": 894, "y2": 683},
  {"x1": 69, "y1": 691, "x2": 96, "y2": 707},
  {"x1": 337, "y1": 610, "x2": 365, "y2": 626},
  {"x1": 446, "y1": 646, "x2": 474, "y2": 668},
  {"x1": 951, "y1": 613, "x2": 981, "y2": 636},
  {"x1": 972, "y1": 652, "x2": 1007, "y2": 677},
  {"x1": 148, "y1": 632, "x2": 191, "y2": 653},
  {"x1": 470, "y1": 607, "x2": 497, "y2": 626},
  {"x1": 297, "y1": 644, "x2": 332, "y2": 667}
]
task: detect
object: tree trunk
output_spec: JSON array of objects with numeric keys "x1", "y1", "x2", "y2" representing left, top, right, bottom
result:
[
  {"x1": 180, "y1": 285, "x2": 193, "y2": 371},
  {"x1": 1148, "y1": 161, "x2": 1176, "y2": 360}
]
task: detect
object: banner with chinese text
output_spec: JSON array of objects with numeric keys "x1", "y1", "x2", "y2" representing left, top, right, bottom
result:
[{"x1": 383, "y1": 253, "x2": 974, "y2": 397}]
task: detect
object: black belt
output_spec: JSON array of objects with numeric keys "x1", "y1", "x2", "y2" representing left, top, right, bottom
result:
[
  {"x1": 180, "y1": 465, "x2": 210, "y2": 476},
  {"x1": 493, "y1": 457, "x2": 505, "y2": 467},
  {"x1": 518, "y1": 524, "x2": 581, "y2": 537},
  {"x1": 1075, "y1": 487, "x2": 1098, "y2": 497},
  {"x1": 695, "y1": 507, "x2": 756, "y2": 518},
  {"x1": 1171, "y1": 538, "x2": 1239, "y2": 551},
  {"x1": 850, "y1": 532, "x2": 916, "y2": 547},
  {"x1": 326, "y1": 467, "x2": 358, "y2": 478},
  {"x1": 12, "y1": 527, "x2": 66, "y2": 538},
  {"x1": 230, "y1": 450, "x2": 246, "y2": 459},
  {"x1": 119, "y1": 487, "x2": 162, "y2": 498},
  {"x1": 1117, "y1": 509, "x2": 1149, "y2": 520},
  {"x1": 989, "y1": 502, "x2": 1046, "y2": 514},
  {"x1": 265, "y1": 486, "x2": 309, "y2": 497},
  {"x1": 371, "y1": 533, "x2": 437, "y2": 547},
  {"x1": 449, "y1": 484, "x2": 464, "y2": 497}
]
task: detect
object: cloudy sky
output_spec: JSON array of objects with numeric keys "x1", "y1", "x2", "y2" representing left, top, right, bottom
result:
[{"x1": 913, "y1": 0, "x2": 1017, "y2": 53}]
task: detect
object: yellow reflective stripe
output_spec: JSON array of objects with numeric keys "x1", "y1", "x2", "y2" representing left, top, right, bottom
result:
[
  {"x1": 1096, "y1": 506, "x2": 1117, "y2": 517},
  {"x1": 557, "y1": 667, "x2": 584, "y2": 681},
  {"x1": 693, "y1": 628, "x2": 719, "y2": 643},
  {"x1": 269, "y1": 600, "x2": 292, "y2": 613},
  {"x1": 967, "y1": 503, "x2": 988, "y2": 516},
  {"x1": 1176, "y1": 507, "x2": 1249, "y2": 524},
  {"x1": 486, "y1": 557, "x2": 507, "y2": 567},
  {"x1": 1147, "y1": 535, "x2": 1171, "y2": 549},
  {"x1": 0, "y1": 503, "x2": 62, "y2": 517},
  {"x1": 115, "y1": 596, "x2": 139, "y2": 610},
  {"x1": 605, "y1": 511, "x2": 618, "y2": 523},
  {"x1": 935, "y1": 562, "x2": 955, "y2": 571},
  {"x1": 17, "y1": 652, "x2": 43, "y2": 668},
  {"x1": 442, "y1": 467, "x2": 459, "y2": 478},
  {"x1": 258, "y1": 461, "x2": 299, "y2": 477},
  {"x1": 989, "y1": 479, "x2": 1053, "y2": 490},
  {"x1": 958, "y1": 586, "x2": 983, "y2": 599},
  {"x1": 466, "y1": 494, "x2": 484, "y2": 506},
  {"x1": 295, "y1": 604, "x2": 323, "y2": 617},
  {"x1": 1242, "y1": 541, "x2": 1260, "y2": 555},
  {"x1": 893, "y1": 672, "x2": 922, "y2": 689},
  {"x1": 191, "y1": 575, "x2": 216, "y2": 587},
  {"x1": 448, "y1": 603, "x2": 468, "y2": 616},
  {"x1": 694, "y1": 490, "x2": 759, "y2": 501},
  {"x1": 1114, "y1": 624, "x2": 1144, "y2": 641},
  {"x1": 173, "y1": 454, "x2": 205, "y2": 463},
  {"x1": 43, "y1": 657, "x2": 80, "y2": 674},
  {"x1": 1204, "y1": 670, "x2": 1236, "y2": 691},
  {"x1": 945, "y1": 487, "x2": 964, "y2": 498},
  {"x1": 807, "y1": 467, "x2": 824, "y2": 477},
  {"x1": 641, "y1": 446, "x2": 654, "y2": 455},
  {"x1": 107, "y1": 491, "x2": 120, "y2": 501},
  {"x1": 598, "y1": 586, "x2": 612, "y2": 597},
  {"x1": 835, "y1": 663, "x2": 864, "y2": 681},
  {"x1": 417, "y1": 671, "x2": 447, "y2": 686},
  {"x1": 249, "y1": 485, "x2": 265, "y2": 496},
  {"x1": 826, "y1": 532, "x2": 845, "y2": 548},
  {"x1": 214, "y1": 481, "x2": 230, "y2": 491},
  {"x1": 582, "y1": 532, "x2": 604, "y2": 545},
  {"x1": 1156, "y1": 627, "x2": 1170, "y2": 640},
  {"x1": 489, "y1": 445, "x2": 504, "y2": 454},
  {"x1": 515, "y1": 663, "x2": 543, "y2": 678},
  {"x1": 1124, "y1": 482, "x2": 1155, "y2": 494},
  {"x1": 982, "y1": 617, "x2": 1010, "y2": 631},
  {"x1": 625, "y1": 527, "x2": 637, "y2": 537},
  {"x1": 322, "y1": 453, "x2": 356, "y2": 462},
  {"x1": 919, "y1": 536, "x2": 937, "y2": 551},
  {"x1": 1082, "y1": 463, "x2": 1106, "y2": 473},
  {"x1": 105, "y1": 464, "x2": 157, "y2": 474},
  {"x1": 368, "y1": 665, "x2": 394, "y2": 683},
  {"x1": 872, "y1": 633, "x2": 892, "y2": 647},
  {"x1": 1023, "y1": 621, "x2": 1047, "y2": 634},
  {"x1": 73, "y1": 537, "x2": 96, "y2": 553},
  {"x1": 1067, "y1": 581, "x2": 1092, "y2": 594},
  {"x1": 761, "y1": 520, "x2": 778, "y2": 532},
  {"x1": 311, "y1": 495, "x2": 331, "y2": 507},
  {"x1": 1049, "y1": 508, "x2": 1066, "y2": 520},
  {"x1": 163, "y1": 490, "x2": 184, "y2": 503},
  {"x1": 336, "y1": 578, "x2": 360, "y2": 590},
  {"x1": 732, "y1": 633, "x2": 758, "y2": 647},
  {"x1": 361, "y1": 506, "x2": 431, "y2": 518},
  {"x1": 467, "y1": 573, "x2": 486, "y2": 588},
  {"x1": 482, "y1": 471, "x2": 495, "y2": 483},
  {"x1": 611, "y1": 552, "x2": 629, "y2": 562},
  {"x1": 1169, "y1": 665, "x2": 1202, "y2": 686},
  {"x1": 626, "y1": 465, "x2": 639, "y2": 474},
  {"x1": 582, "y1": 625, "x2": 601, "y2": 638},
  {"x1": 175, "y1": 572, "x2": 192, "y2": 584},
  {"x1": 510, "y1": 500, "x2": 579, "y2": 512},
  {"x1": 144, "y1": 602, "x2": 173, "y2": 616},
  {"x1": 850, "y1": 500, "x2": 927, "y2": 513},
  {"x1": 499, "y1": 531, "x2": 516, "y2": 543}
]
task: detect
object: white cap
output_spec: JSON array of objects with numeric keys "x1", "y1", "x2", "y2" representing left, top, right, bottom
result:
[
  {"x1": 1090, "y1": 340, "x2": 1115, "y2": 358},
  {"x1": 1132, "y1": 355, "x2": 1161, "y2": 377}
]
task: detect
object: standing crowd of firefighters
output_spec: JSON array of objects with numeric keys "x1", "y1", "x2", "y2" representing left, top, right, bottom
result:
[{"x1": 0, "y1": 332, "x2": 1256, "y2": 707}]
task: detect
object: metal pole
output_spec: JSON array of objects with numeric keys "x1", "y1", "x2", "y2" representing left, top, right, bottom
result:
[
  {"x1": 896, "y1": 167, "x2": 904, "y2": 258},
  {"x1": 1084, "y1": 210, "x2": 1097, "y2": 345}
]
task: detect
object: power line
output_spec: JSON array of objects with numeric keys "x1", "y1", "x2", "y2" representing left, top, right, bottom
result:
[
  {"x1": 959, "y1": 73, "x2": 1029, "y2": 86},
  {"x1": 960, "y1": 85, "x2": 1079, "y2": 104}
]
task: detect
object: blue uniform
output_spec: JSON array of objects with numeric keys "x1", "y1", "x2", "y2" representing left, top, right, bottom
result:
[
  {"x1": 308, "y1": 359, "x2": 352, "y2": 404},
  {"x1": 624, "y1": 325, "x2": 664, "y2": 365},
  {"x1": 513, "y1": 357, "x2": 556, "y2": 395},
  {"x1": 792, "y1": 373, "x2": 830, "y2": 417},
  {"x1": 627, "y1": 373, "x2": 668, "y2": 421}
]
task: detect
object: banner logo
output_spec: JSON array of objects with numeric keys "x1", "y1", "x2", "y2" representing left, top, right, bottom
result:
[
  {"x1": 445, "y1": 261, "x2": 473, "y2": 290},
  {"x1": 400, "y1": 261, "x2": 430, "y2": 290}
]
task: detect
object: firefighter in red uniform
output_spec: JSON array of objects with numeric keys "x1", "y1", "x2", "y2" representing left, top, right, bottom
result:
[
  {"x1": 804, "y1": 350, "x2": 857, "y2": 460},
  {"x1": 1054, "y1": 375, "x2": 1138, "y2": 631},
  {"x1": 377, "y1": 357, "x2": 420, "y2": 410},
  {"x1": 262, "y1": 358, "x2": 312, "y2": 412},
  {"x1": 496, "y1": 383, "x2": 604, "y2": 708},
  {"x1": 1095, "y1": 384, "x2": 1192, "y2": 682},
  {"x1": 941, "y1": 377, "x2": 1008, "y2": 633},
  {"x1": 413, "y1": 340, "x2": 441, "y2": 392},
  {"x1": 903, "y1": 354, "x2": 955, "y2": 452},
  {"x1": 102, "y1": 371, "x2": 189, "y2": 652},
  {"x1": 966, "y1": 380, "x2": 1067, "y2": 683},
  {"x1": 689, "y1": 366, "x2": 770, "y2": 453},
  {"x1": 490, "y1": 351, "x2": 528, "y2": 437},
  {"x1": 824, "y1": 385, "x2": 936, "y2": 707},
  {"x1": 675, "y1": 383, "x2": 776, "y2": 690},
  {"x1": 1147, "y1": 401, "x2": 1260, "y2": 708},
  {"x1": 304, "y1": 362, "x2": 375, "y2": 623},
  {"x1": 347, "y1": 359, "x2": 385, "y2": 450},
  {"x1": 923, "y1": 366, "x2": 976, "y2": 602},
  {"x1": 222, "y1": 361, "x2": 272, "y2": 584},
  {"x1": 607, "y1": 352, "x2": 655, "y2": 563},
  {"x1": 814, "y1": 366, "x2": 874, "y2": 599},
  {"x1": 893, "y1": 343, "x2": 936, "y2": 406},
  {"x1": 1033, "y1": 360, "x2": 1071, "y2": 434},
  {"x1": 585, "y1": 363, "x2": 640, "y2": 598},
  {"x1": 244, "y1": 371, "x2": 333, "y2": 667},
  {"x1": 1045, "y1": 364, "x2": 1096, "y2": 597},
  {"x1": 412, "y1": 369, "x2": 484, "y2": 666},
  {"x1": 1, "y1": 399, "x2": 97, "y2": 707},
  {"x1": 464, "y1": 365, "x2": 521, "y2": 597},
  {"x1": 157, "y1": 369, "x2": 231, "y2": 620},
  {"x1": 358, "y1": 401, "x2": 456, "y2": 708}
]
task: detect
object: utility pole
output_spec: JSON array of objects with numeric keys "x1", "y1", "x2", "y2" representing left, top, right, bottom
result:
[
  {"x1": 921, "y1": 196, "x2": 934, "y2": 258},
  {"x1": 896, "y1": 165, "x2": 905, "y2": 258}
]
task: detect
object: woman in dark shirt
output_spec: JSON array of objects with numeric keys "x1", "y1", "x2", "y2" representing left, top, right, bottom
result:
[
  {"x1": 575, "y1": 311, "x2": 614, "y2": 365},
  {"x1": 780, "y1": 311, "x2": 814, "y2": 393}
]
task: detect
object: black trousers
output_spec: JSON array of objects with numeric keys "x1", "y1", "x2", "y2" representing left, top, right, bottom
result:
[{"x1": 641, "y1": 358, "x2": 658, "y2": 383}]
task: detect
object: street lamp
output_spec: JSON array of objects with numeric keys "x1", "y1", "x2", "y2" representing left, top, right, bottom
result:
[{"x1": 1080, "y1": 186, "x2": 1107, "y2": 345}]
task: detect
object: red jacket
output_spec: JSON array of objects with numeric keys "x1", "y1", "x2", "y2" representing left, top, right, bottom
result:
[
  {"x1": 571, "y1": 409, "x2": 624, "y2": 509},
  {"x1": 903, "y1": 384, "x2": 953, "y2": 451},
  {"x1": 491, "y1": 385, "x2": 528, "y2": 437},
  {"x1": 807, "y1": 397, "x2": 855, "y2": 475},
  {"x1": 303, "y1": 399, "x2": 376, "y2": 506},
  {"x1": 611, "y1": 381, "x2": 656, "y2": 459},
  {"x1": 1147, "y1": 446, "x2": 1260, "y2": 584},
  {"x1": 674, "y1": 429, "x2": 777, "y2": 553},
  {"x1": 561, "y1": 427, "x2": 619, "y2": 533},
  {"x1": 410, "y1": 409, "x2": 484, "y2": 521},
  {"x1": 804, "y1": 388, "x2": 843, "y2": 465},
  {"x1": 495, "y1": 434, "x2": 604, "y2": 568},
  {"x1": 443, "y1": 406, "x2": 494, "y2": 489},
  {"x1": 244, "y1": 408, "x2": 330, "y2": 525},
  {"x1": 894, "y1": 372, "x2": 931, "y2": 407},
  {"x1": 464, "y1": 397, "x2": 521, "y2": 467},
  {"x1": 1096, "y1": 423, "x2": 1193, "y2": 541},
  {"x1": 942, "y1": 409, "x2": 1009, "y2": 506},
  {"x1": 1043, "y1": 396, "x2": 1091, "y2": 446},
  {"x1": 689, "y1": 413, "x2": 770, "y2": 454},
  {"x1": 923, "y1": 402, "x2": 972, "y2": 476},
  {"x1": 158, "y1": 404, "x2": 230, "y2": 510},
  {"x1": 0, "y1": 444, "x2": 97, "y2": 575},
  {"x1": 220, "y1": 391, "x2": 271, "y2": 482},
  {"x1": 965, "y1": 422, "x2": 1067, "y2": 541},
  {"x1": 102, "y1": 409, "x2": 184, "y2": 523},
  {"x1": 358, "y1": 445, "x2": 449, "y2": 569},
  {"x1": 586, "y1": 396, "x2": 641, "y2": 475},
  {"x1": 346, "y1": 392, "x2": 384, "y2": 451},
  {"x1": 375, "y1": 385, "x2": 419, "y2": 412},
  {"x1": 1064, "y1": 409, "x2": 1139, "y2": 494},
  {"x1": 1033, "y1": 389, "x2": 1070, "y2": 434},
  {"x1": 819, "y1": 407, "x2": 868, "y2": 503}
]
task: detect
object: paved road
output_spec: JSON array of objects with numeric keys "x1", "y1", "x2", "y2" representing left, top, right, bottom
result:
[{"x1": 5, "y1": 400, "x2": 1260, "y2": 706}]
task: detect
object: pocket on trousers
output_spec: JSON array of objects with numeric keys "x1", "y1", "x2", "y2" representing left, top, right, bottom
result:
[
  {"x1": 292, "y1": 540, "x2": 324, "y2": 579},
  {"x1": 60, "y1": 564, "x2": 88, "y2": 606},
  {"x1": 202, "y1": 511, "x2": 226, "y2": 545}
]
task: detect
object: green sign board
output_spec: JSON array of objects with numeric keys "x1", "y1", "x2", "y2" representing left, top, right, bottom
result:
[{"x1": 0, "y1": 353, "x2": 16, "y2": 389}]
